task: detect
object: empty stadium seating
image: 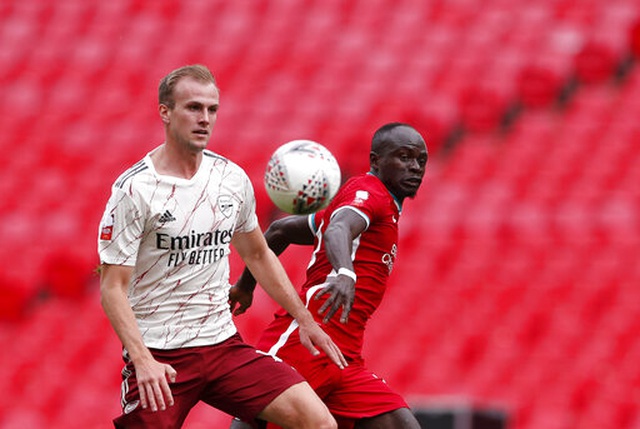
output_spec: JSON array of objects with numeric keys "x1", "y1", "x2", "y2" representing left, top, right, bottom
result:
[{"x1": 1, "y1": 1, "x2": 639, "y2": 428}]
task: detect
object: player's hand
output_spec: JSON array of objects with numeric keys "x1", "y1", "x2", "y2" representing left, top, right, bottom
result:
[
  {"x1": 228, "y1": 284, "x2": 254, "y2": 316},
  {"x1": 297, "y1": 319, "x2": 348, "y2": 369},
  {"x1": 314, "y1": 277, "x2": 355, "y2": 324},
  {"x1": 133, "y1": 357, "x2": 177, "y2": 412}
]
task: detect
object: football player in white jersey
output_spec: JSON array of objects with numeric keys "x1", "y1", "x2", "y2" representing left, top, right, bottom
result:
[{"x1": 98, "y1": 64, "x2": 346, "y2": 429}]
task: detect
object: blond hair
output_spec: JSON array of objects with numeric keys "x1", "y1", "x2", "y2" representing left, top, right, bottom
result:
[{"x1": 158, "y1": 64, "x2": 217, "y2": 108}]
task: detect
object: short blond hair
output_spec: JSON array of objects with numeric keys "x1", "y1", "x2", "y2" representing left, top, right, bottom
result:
[{"x1": 158, "y1": 64, "x2": 217, "y2": 108}]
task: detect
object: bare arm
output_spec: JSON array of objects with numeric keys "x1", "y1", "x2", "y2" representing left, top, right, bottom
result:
[
  {"x1": 231, "y1": 227, "x2": 347, "y2": 369},
  {"x1": 100, "y1": 264, "x2": 177, "y2": 412},
  {"x1": 314, "y1": 208, "x2": 367, "y2": 323},
  {"x1": 229, "y1": 210, "x2": 366, "y2": 323},
  {"x1": 323, "y1": 209, "x2": 366, "y2": 278},
  {"x1": 229, "y1": 215, "x2": 314, "y2": 315}
]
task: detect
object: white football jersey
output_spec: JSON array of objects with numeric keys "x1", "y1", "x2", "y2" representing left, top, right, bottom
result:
[{"x1": 98, "y1": 149, "x2": 258, "y2": 349}]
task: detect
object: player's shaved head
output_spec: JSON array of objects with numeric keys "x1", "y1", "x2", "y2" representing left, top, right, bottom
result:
[{"x1": 371, "y1": 122, "x2": 422, "y2": 156}]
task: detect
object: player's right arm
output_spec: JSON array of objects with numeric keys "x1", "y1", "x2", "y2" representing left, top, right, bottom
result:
[
  {"x1": 231, "y1": 227, "x2": 347, "y2": 369},
  {"x1": 314, "y1": 208, "x2": 367, "y2": 323},
  {"x1": 99, "y1": 263, "x2": 177, "y2": 412}
]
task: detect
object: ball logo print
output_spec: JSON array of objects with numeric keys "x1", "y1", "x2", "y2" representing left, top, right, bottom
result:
[{"x1": 264, "y1": 140, "x2": 341, "y2": 214}]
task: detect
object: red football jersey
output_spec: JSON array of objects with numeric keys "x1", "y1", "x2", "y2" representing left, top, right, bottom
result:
[{"x1": 258, "y1": 173, "x2": 401, "y2": 361}]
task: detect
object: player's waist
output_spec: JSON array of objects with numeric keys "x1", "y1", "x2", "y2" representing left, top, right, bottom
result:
[
  {"x1": 140, "y1": 321, "x2": 237, "y2": 349},
  {"x1": 259, "y1": 313, "x2": 365, "y2": 360}
]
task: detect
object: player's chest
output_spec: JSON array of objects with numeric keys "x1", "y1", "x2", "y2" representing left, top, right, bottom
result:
[{"x1": 142, "y1": 181, "x2": 242, "y2": 234}]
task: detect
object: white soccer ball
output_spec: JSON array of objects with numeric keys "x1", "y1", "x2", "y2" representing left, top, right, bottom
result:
[{"x1": 264, "y1": 140, "x2": 341, "y2": 215}]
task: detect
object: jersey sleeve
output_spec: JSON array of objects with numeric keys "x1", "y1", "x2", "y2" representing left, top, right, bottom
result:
[
  {"x1": 97, "y1": 187, "x2": 144, "y2": 266},
  {"x1": 329, "y1": 186, "x2": 376, "y2": 229},
  {"x1": 308, "y1": 210, "x2": 325, "y2": 234},
  {"x1": 233, "y1": 170, "x2": 259, "y2": 234}
]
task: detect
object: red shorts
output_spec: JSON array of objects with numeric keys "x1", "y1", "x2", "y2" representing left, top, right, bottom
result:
[
  {"x1": 113, "y1": 333, "x2": 304, "y2": 429},
  {"x1": 265, "y1": 346, "x2": 409, "y2": 429}
]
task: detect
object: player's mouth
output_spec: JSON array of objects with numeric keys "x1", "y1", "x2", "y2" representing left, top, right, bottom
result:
[
  {"x1": 193, "y1": 129, "x2": 209, "y2": 137},
  {"x1": 404, "y1": 177, "x2": 422, "y2": 188}
]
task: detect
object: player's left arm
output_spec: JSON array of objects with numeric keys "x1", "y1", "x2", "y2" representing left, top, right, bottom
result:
[
  {"x1": 231, "y1": 227, "x2": 347, "y2": 369},
  {"x1": 314, "y1": 208, "x2": 367, "y2": 323},
  {"x1": 229, "y1": 215, "x2": 313, "y2": 315}
]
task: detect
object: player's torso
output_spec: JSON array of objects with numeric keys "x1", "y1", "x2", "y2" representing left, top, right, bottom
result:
[
  {"x1": 137, "y1": 167, "x2": 238, "y2": 271},
  {"x1": 128, "y1": 152, "x2": 251, "y2": 348},
  {"x1": 134, "y1": 154, "x2": 245, "y2": 281},
  {"x1": 306, "y1": 175, "x2": 401, "y2": 356}
]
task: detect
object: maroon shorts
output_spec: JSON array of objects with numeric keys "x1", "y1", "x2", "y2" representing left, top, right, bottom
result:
[{"x1": 113, "y1": 333, "x2": 304, "y2": 429}]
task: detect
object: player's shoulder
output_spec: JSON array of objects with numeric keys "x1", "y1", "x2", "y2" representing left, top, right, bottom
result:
[
  {"x1": 203, "y1": 149, "x2": 246, "y2": 174},
  {"x1": 203, "y1": 149, "x2": 255, "y2": 193},
  {"x1": 331, "y1": 173, "x2": 398, "y2": 220},
  {"x1": 203, "y1": 149, "x2": 229, "y2": 164},
  {"x1": 339, "y1": 173, "x2": 387, "y2": 199},
  {"x1": 113, "y1": 158, "x2": 151, "y2": 189}
]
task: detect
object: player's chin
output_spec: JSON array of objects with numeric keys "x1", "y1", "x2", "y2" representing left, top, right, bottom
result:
[
  {"x1": 402, "y1": 183, "x2": 421, "y2": 198},
  {"x1": 190, "y1": 138, "x2": 210, "y2": 150}
]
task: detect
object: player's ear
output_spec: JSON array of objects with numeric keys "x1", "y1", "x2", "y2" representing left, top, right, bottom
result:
[
  {"x1": 369, "y1": 151, "x2": 380, "y2": 172},
  {"x1": 159, "y1": 104, "x2": 170, "y2": 124}
]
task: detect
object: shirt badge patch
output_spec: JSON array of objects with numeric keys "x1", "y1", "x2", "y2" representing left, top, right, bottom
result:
[
  {"x1": 218, "y1": 195, "x2": 234, "y2": 218},
  {"x1": 353, "y1": 190, "x2": 369, "y2": 206},
  {"x1": 99, "y1": 214, "x2": 114, "y2": 241}
]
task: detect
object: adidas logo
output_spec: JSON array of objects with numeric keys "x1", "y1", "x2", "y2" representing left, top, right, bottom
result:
[{"x1": 159, "y1": 210, "x2": 176, "y2": 223}]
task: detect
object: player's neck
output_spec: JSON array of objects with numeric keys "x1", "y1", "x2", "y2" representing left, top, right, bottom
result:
[{"x1": 151, "y1": 143, "x2": 202, "y2": 179}]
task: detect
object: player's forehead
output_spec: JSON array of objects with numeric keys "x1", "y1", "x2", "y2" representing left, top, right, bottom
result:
[
  {"x1": 172, "y1": 76, "x2": 219, "y2": 105},
  {"x1": 384, "y1": 126, "x2": 426, "y2": 153}
]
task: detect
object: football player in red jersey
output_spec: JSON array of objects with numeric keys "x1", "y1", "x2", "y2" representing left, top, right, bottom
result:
[{"x1": 230, "y1": 122, "x2": 427, "y2": 429}]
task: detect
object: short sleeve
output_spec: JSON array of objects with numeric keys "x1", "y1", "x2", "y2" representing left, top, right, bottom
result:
[
  {"x1": 328, "y1": 187, "x2": 376, "y2": 229},
  {"x1": 233, "y1": 171, "x2": 259, "y2": 234},
  {"x1": 98, "y1": 187, "x2": 144, "y2": 266}
]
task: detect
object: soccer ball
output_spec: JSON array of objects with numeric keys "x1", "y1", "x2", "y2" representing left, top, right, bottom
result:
[{"x1": 264, "y1": 140, "x2": 341, "y2": 215}]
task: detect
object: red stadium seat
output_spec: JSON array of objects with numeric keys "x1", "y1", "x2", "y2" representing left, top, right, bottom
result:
[
  {"x1": 631, "y1": 15, "x2": 640, "y2": 57},
  {"x1": 457, "y1": 85, "x2": 510, "y2": 133},
  {"x1": 517, "y1": 64, "x2": 564, "y2": 108},
  {"x1": 574, "y1": 40, "x2": 618, "y2": 84},
  {"x1": 3, "y1": 1, "x2": 640, "y2": 428}
]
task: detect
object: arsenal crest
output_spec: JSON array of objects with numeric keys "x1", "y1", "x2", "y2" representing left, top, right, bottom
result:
[{"x1": 217, "y1": 195, "x2": 234, "y2": 218}]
